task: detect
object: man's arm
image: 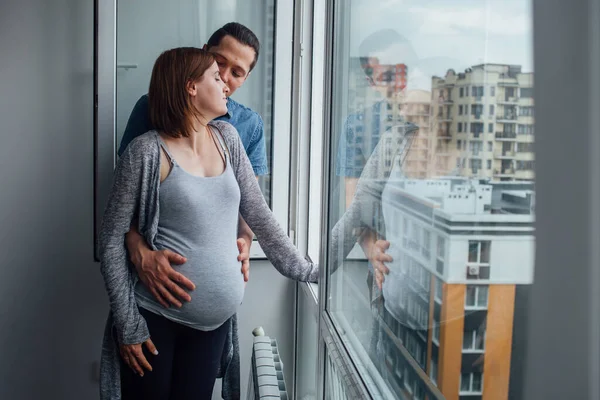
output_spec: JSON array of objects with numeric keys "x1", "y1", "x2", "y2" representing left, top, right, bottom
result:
[{"x1": 125, "y1": 224, "x2": 195, "y2": 308}]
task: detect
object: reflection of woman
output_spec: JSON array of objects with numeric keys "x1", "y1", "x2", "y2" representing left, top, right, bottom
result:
[{"x1": 99, "y1": 47, "x2": 318, "y2": 399}]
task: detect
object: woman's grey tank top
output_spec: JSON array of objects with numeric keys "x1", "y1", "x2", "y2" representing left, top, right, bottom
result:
[{"x1": 135, "y1": 127, "x2": 245, "y2": 331}]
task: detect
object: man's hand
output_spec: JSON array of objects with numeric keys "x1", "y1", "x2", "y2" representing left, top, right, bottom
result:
[
  {"x1": 237, "y1": 238, "x2": 250, "y2": 283},
  {"x1": 368, "y1": 240, "x2": 393, "y2": 290},
  {"x1": 126, "y1": 227, "x2": 195, "y2": 308},
  {"x1": 119, "y1": 339, "x2": 158, "y2": 377}
]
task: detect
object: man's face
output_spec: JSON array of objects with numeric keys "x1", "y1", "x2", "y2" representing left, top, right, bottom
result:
[{"x1": 205, "y1": 35, "x2": 256, "y2": 96}]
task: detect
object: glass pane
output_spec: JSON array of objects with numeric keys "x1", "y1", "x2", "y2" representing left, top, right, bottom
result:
[
  {"x1": 115, "y1": 0, "x2": 274, "y2": 203},
  {"x1": 295, "y1": 290, "x2": 318, "y2": 400},
  {"x1": 466, "y1": 286, "x2": 477, "y2": 307},
  {"x1": 468, "y1": 241, "x2": 479, "y2": 263},
  {"x1": 480, "y1": 240, "x2": 491, "y2": 263},
  {"x1": 325, "y1": 0, "x2": 535, "y2": 399},
  {"x1": 477, "y1": 285, "x2": 489, "y2": 307}
]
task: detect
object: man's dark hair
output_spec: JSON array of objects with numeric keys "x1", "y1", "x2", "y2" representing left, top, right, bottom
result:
[{"x1": 207, "y1": 22, "x2": 261, "y2": 72}]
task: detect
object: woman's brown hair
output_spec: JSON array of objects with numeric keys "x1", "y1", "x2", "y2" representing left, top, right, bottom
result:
[{"x1": 148, "y1": 47, "x2": 215, "y2": 138}]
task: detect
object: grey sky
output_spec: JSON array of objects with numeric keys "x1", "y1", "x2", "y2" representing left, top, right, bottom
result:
[{"x1": 348, "y1": 0, "x2": 533, "y2": 90}]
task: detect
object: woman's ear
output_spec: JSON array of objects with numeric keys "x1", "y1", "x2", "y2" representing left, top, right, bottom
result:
[{"x1": 186, "y1": 80, "x2": 197, "y2": 97}]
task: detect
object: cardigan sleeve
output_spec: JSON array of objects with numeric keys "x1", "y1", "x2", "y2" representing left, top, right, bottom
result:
[
  {"x1": 214, "y1": 121, "x2": 319, "y2": 282},
  {"x1": 98, "y1": 140, "x2": 150, "y2": 345}
]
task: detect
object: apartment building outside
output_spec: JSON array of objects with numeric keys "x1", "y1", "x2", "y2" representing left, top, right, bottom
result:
[
  {"x1": 431, "y1": 64, "x2": 535, "y2": 181},
  {"x1": 344, "y1": 57, "x2": 434, "y2": 180},
  {"x1": 374, "y1": 177, "x2": 534, "y2": 400}
]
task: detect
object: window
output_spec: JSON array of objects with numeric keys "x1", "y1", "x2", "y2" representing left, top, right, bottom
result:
[
  {"x1": 322, "y1": 2, "x2": 535, "y2": 399},
  {"x1": 461, "y1": 372, "x2": 483, "y2": 394},
  {"x1": 521, "y1": 87, "x2": 534, "y2": 98},
  {"x1": 469, "y1": 240, "x2": 491, "y2": 263},
  {"x1": 430, "y1": 359, "x2": 438, "y2": 385},
  {"x1": 520, "y1": 106, "x2": 535, "y2": 116},
  {"x1": 518, "y1": 124, "x2": 534, "y2": 135},
  {"x1": 463, "y1": 329, "x2": 486, "y2": 351},
  {"x1": 518, "y1": 143, "x2": 534, "y2": 152},
  {"x1": 422, "y1": 230, "x2": 431, "y2": 259},
  {"x1": 435, "y1": 279, "x2": 443, "y2": 302},
  {"x1": 517, "y1": 160, "x2": 535, "y2": 170},
  {"x1": 466, "y1": 285, "x2": 489, "y2": 308}
]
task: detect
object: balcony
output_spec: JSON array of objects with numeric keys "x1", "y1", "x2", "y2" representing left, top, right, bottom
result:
[
  {"x1": 498, "y1": 96, "x2": 520, "y2": 104},
  {"x1": 494, "y1": 168, "x2": 516, "y2": 176},
  {"x1": 497, "y1": 114, "x2": 518, "y2": 123},
  {"x1": 495, "y1": 131, "x2": 517, "y2": 140},
  {"x1": 494, "y1": 150, "x2": 516, "y2": 159},
  {"x1": 437, "y1": 130, "x2": 452, "y2": 140}
]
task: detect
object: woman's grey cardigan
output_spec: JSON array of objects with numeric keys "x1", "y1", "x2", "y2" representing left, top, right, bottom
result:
[{"x1": 98, "y1": 121, "x2": 319, "y2": 400}]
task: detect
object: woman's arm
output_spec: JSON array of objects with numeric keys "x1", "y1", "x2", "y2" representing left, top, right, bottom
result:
[
  {"x1": 98, "y1": 142, "x2": 150, "y2": 345},
  {"x1": 227, "y1": 129, "x2": 318, "y2": 282}
]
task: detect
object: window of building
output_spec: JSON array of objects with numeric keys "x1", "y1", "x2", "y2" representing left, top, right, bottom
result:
[
  {"x1": 467, "y1": 241, "x2": 491, "y2": 279},
  {"x1": 422, "y1": 230, "x2": 431, "y2": 259},
  {"x1": 487, "y1": 159, "x2": 492, "y2": 169},
  {"x1": 488, "y1": 123, "x2": 494, "y2": 133},
  {"x1": 488, "y1": 141, "x2": 493, "y2": 152},
  {"x1": 521, "y1": 87, "x2": 534, "y2": 98},
  {"x1": 459, "y1": 105, "x2": 463, "y2": 115},
  {"x1": 435, "y1": 279, "x2": 443, "y2": 302},
  {"x1": 457, "y1": 139, "x2": 462, "y2": 149},
  {"x1": 460, "y1": 372, "x2": 483, "y2": 394},
  {"x1": 517, "y1": 160, "x2": 535, "y2": 170},
  {"x1": 430, "y1": 359, "x2": 438, "y2": 385},
  {"x1": 458, "y1": 122, "x2": 463, "y2": 133},
  {"x1": 433, "y1": 323, "x2": 440, "y2": 344},
  {"x1": 519, "y1": 106, "x2": 535, "y2": 116},
  {"x1": 518, "y1": 143, "x2": 534, "y2": 152},
  {"x1": 469, "y1": 240, "x2": 491, "y2": 263},
  {"x1": 491, "y1": 86, "x2": 496, "y2": 96},
  {"x1": 518, "y1": 124, "x2": 534, "y2": 135},
  {"x1": 466, "y1": 285, "x2": 489, "y2": 308},
  {"x1": 463, "y1": 329, "x2": 486, "y2": 352}
]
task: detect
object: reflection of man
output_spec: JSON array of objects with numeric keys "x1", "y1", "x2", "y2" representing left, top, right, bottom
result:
[
  {"x1": 118, "y1": 23, "x2": 267, "y2": 308},
  {"x1": 336, "y1": 30, "x2": 419, "y2": 289}
]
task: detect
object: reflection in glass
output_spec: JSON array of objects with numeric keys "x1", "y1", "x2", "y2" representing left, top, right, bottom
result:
[{"x1": 325, "y1": 0, "x2": 535, "y2": 399}]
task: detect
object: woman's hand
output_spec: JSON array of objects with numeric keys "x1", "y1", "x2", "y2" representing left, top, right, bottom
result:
[
  {"x1": 119, "y1": 339, "x2": 158, "y2": 377},
  {"x1": 369, "y1": 240, "x2": 393, "y2": 290}
]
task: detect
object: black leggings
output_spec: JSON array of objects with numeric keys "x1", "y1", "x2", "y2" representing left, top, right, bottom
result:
[{"x1": 120, "y1": 307, "x2": 228, "y2": 400}]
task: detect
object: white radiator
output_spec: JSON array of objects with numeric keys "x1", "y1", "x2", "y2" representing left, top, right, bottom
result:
[{"x1": 247, "y1": 328, "x2": 289, "y2": 400}]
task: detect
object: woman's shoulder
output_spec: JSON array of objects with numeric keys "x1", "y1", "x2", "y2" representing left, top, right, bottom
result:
[
  {"x1": 210, "y1": 121, "x2": 241, "y2": 144},
  {"x1": 122, "y1": 130, "x2": 160, "y2": 161}
]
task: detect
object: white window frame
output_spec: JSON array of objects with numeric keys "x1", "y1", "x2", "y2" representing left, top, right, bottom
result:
[
  {"x1": 465, "y1": 285, "x2": 489, "y2": 310},
  {"x1": 463, "y1": 329, "x2": 486, "y2": 353},
  {"x1": 460, "y1": 372, "x2": 484, "y2": 395}
]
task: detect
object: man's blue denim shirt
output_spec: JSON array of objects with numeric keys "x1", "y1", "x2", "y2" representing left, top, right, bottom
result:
[{"x1": 118, "y1": 94, "x2": 269, "y2": 176}]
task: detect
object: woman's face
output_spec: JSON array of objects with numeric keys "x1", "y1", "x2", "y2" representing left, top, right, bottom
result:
[{"x1": 189, "y1": 61, "x2": 230, "y2": 120}]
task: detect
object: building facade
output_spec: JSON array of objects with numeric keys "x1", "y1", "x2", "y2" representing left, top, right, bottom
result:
[
  {"x1": 431, "y1": 65, "x2": 535, "y2": 181},
  {"x1": 376, "y1": 178, "x2": 534, "y2": 399}
]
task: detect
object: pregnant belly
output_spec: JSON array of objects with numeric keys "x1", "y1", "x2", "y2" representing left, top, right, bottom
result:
[{"x1": 136, "y1": 248, "x2": 245, "y2": 331}]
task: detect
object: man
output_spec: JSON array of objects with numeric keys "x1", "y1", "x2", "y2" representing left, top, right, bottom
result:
[{"x1": 119, "y1": 22, "x2": 267, "y2": 309}]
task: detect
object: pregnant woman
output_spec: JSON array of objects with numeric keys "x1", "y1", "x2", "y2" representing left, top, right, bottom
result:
[{"x1": 99, "y1": 47, "x2": 318, "y2": 400}]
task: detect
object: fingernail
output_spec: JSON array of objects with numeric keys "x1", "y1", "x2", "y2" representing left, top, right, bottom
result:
[{"x1": 153, "y1": 350, "x2": 159, "y2": 356}]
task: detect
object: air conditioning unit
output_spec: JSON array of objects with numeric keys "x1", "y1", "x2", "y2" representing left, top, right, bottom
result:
[{"x1": 468, "y1": 265, "x2": 480, "y2": 276}]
